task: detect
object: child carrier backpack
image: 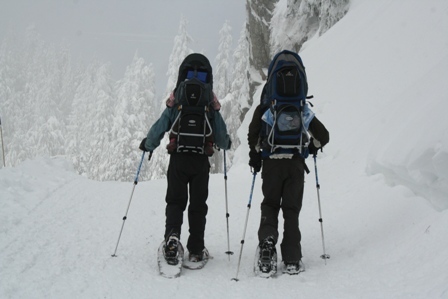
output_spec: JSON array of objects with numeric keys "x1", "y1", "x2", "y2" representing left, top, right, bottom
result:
[
  {"x1": 260, "y1": 50, "x2": 313, "y2": 159},
  {"x1": 168, "y1": 54, "x2": 215, "y2": 156}
]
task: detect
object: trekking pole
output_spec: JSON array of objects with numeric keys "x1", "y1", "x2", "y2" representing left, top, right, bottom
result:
[
  {"x1": 223, "y1": 150, "x2": 234, "y2": 260},
  {"x1": 313, "y1": 154, "x2": 330, "y2": 264},
  {"x1": 232, "y1": 172, "x2": 257, "y2": 281},
  {"x1": 111, "y1": 151, "x2": 146, "y2": 257},
  {"x1": 0, "y1": 116, "x2": 5, "y2": 167}
]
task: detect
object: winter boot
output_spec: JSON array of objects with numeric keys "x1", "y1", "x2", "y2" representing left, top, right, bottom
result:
[
  {"x1": 188, "y1": 248, "x2": 210, "y2": 263},
  {"x1": 164, "y1": 234, "x2": 180, "y2": 265}
]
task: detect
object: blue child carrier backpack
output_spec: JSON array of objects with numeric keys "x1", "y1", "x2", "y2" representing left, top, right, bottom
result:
[{"x1": 260, "y1": 50, "x2": 314, "y2": 159}]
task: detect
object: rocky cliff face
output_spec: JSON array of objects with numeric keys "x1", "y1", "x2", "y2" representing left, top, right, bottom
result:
[
  {"x1": 270, "y1": 0, "x2": 350, "y2": 55},
  {"x1": 246, "y1": 0, "x2": 350, "y2": 99},
  {"x1": 246, "y1": 0, "x2": 278, "y2": 76}
]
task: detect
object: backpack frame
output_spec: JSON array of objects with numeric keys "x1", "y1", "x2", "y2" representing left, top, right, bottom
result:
[{"x1": 169, "y1": 76, "x2": 214, "y2": 155}]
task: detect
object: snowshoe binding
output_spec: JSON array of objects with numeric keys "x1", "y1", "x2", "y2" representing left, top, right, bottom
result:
[
  {"x1": 164, "y1": 234, "x2": 180, "y2": 265},
  {"x1": 157, "y1": 234, "x2": 184, "y2": 278},
  {"x1": 283, "y1": 260, "x2": 305, "y2": 275},
  {"x1": 183, "y1": 248, "x2": 210, "y2": 270}
]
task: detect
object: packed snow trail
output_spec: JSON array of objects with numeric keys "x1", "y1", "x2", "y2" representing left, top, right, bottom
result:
[{"x1": 1, "y1": 156, "x2": 447, "y2": 298}]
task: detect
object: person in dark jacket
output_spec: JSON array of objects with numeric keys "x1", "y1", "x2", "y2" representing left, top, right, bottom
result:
[
  {"x1": 248, "y1": 95, "x2": 329, "y2": 275},
  {"x1": 139, "y1": 53, "x2": 231, "y2": 264}
]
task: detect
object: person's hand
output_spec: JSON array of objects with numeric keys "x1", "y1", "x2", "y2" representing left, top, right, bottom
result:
[
  {"x1": 139, "y1": 138, "x2": 148, "y2": 152},
  {"x1": 249, "y1": 151, "x2": 262, "y2": 173},
  {"x1": 139, "y1": 138, "x2": 153, "y2": 160},
  {"x1": 308, "y1": 137, "x2": 320, "y2": 156}
]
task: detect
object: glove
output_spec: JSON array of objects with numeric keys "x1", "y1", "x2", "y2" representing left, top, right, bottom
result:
[
  {"x1": 139, "y1": 138, "x2": 153, "y2": 161},
  {"x1": 308, "y1": 137, "x2": 320, "y2": 156},
  {"x1": 139, "y1": 138, "x2": 148, "y2": 152},
  {"x1": 249, "y1": 150, "x2": 262, "y2": 173}
]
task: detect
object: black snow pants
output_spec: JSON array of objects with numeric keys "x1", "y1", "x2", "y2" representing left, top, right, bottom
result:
[
  {"x1": 258, "y1": 156, "x2": 305, "y2": 263},
  {"x1": 164, "y1": 153, "x2": 210, "y2": 254}
]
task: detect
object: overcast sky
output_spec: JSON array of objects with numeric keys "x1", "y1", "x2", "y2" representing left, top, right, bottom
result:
[{"x1": 0, "y1": 0, "x2": 246, "y2": 95}]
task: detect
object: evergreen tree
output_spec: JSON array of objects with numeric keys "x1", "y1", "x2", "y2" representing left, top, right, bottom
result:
[
  {"x1": 1, "y1": 27, "x2": 71, "y2": 165},
  {"x1": 107, "y1": 52, "x2": 156, "y2": 181},
  {"x1": 0, "y1": 36, "x2": 14, "y2": 167},
  {"x1": 164, "y1": 15, "x2": 193, "y2": 101},
  {"x1": 66, "y1": 61, "x2": 114, "y2": 179},
  {"x1": 214, "y1": 20, "x2": 233, "y2": 100},
  {"x1": 149, "y1": 15, "x2": 193, "y2": 180},
  {"x1": 208, "y1": 21, "x2": 233, "y2": 173},
  {"x1": 84, "y1": 63, "x2": 115, "y2": 180},
  {"x1": 221, "y1": 23, "x2": 251, "y2": 168},
  {"x1": 1, "y1": 28, "x2": 80, "y2": 168}
]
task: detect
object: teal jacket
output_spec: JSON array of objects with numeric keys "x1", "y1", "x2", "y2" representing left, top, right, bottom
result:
[{"x1": 145, "y1": 106, "x2": 231, "y2": 152}]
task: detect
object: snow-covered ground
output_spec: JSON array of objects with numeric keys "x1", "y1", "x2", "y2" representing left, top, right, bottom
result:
[{"x1": 1, "y1": 0, "x2": 448, "y2": 298}]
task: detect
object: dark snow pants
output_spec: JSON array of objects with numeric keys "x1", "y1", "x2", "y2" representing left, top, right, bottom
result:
[
  {"x1": 164, "y1": 154, "x2": 210, "y2": 254},
  {"x1": 258, "y1": 156, "x2": 305, "y2": 263}
]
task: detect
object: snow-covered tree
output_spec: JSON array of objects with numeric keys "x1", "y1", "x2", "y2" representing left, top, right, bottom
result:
[
  {"x1": 0, "y1": 35, "x2": 14, "y2": 168},
  {"x1": 106, "y1": 52, "x2": 157, "y2": 181},
  {"x1": 214, "y1": 20, "x2": 233, "y2": 100},
  {"x1": 149, "y1": 15, "x2": 193, "y2": 180},
  {"x1": 66, "y1": 61, "x2": 115, "y2": 179},
  {"x1": 220, "y1": 23, "x2": 251, "y2": 169},
  {"x1": 164, "y1": 15, "x2": 194, "y2": 101},
  {"x1": 1, "y1": 27, "x2": 76, "y2": 166},
  {"x1": 208, "y1": 21, "x2": 233, "y2": 173}
]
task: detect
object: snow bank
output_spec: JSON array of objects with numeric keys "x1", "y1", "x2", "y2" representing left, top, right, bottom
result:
[{"x1": 301, "y1": 0, "x2": 448, "y2": 211}]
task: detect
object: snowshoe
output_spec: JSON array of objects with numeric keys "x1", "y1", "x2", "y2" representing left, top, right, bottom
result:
[
  {"x1": 183, "y1": 248, "x2": 210, "y2": 270},
  {"x1": 157, "y1": 235, "x2": 184, "y2": 279},
  {"x1": 254, "y1": 237, "x2": 277, "y2": 278}
]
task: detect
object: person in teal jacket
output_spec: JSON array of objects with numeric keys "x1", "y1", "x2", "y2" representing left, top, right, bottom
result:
[{"x1": 139, "y1": 53, "x2": 231, "y2": 265}]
